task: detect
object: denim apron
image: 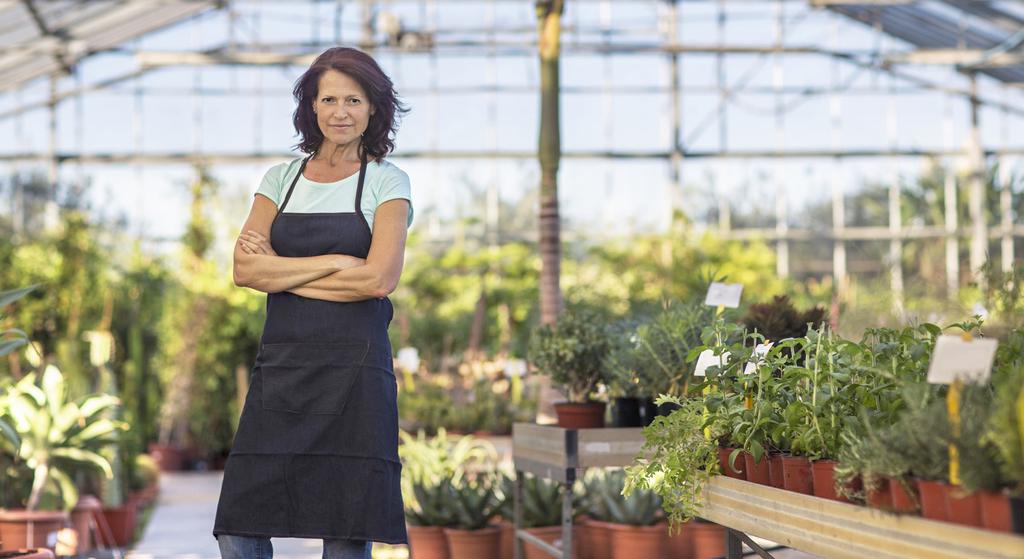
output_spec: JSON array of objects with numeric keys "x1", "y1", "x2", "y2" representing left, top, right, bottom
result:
[{"x1": 213, "y1": 153, "x2": 407, "y2": 544}]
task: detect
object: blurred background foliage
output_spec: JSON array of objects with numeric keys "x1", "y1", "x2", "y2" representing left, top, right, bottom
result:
[{"x1": 0, "y1": 160, "x2": 1018, "y2": 462}]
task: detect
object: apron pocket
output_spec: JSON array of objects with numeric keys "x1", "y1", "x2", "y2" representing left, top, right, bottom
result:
[{"x1": 259, "y1": 340, "x2": 370, "y2": 415}]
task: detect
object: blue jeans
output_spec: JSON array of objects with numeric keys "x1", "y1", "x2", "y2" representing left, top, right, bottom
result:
[{"x1": 217, "y1": 535, "x2": 373, "y2": 559}]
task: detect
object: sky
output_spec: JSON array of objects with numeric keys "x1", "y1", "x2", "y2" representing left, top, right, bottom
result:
[{"x1": 1, "y1": 0, "x2": 1023, "y2": 254}]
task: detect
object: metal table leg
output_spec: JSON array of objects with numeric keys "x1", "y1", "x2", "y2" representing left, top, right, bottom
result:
[
  {"x1": 561, "y1": 480, "x2": 573, "y2": 559},
  {"x1": 514, "y1": 469, "x2": 525, "y2": 559}
]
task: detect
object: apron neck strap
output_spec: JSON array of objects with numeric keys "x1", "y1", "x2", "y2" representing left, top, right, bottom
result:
[{"x1": 276, "y1": 155, "x2": 312, "y2": 216}]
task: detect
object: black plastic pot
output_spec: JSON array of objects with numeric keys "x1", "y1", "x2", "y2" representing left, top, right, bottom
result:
[
  {"x1": 656, "y1": 400, "x2": 681, "y2": 416},
  {"x1": 611, "y1": 397, "x2": 643, "y2": 427},
  {"x1": 1012, "y1": 494, "x2": 1024, "y2": 535},
  {"x1": 639, "y1": 397, "x2": 658, "y2": 426}
]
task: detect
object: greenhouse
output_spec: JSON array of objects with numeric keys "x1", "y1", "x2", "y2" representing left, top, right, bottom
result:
[{"x1": 0, "y1": 1, "x2": 1023, "y2": 558}]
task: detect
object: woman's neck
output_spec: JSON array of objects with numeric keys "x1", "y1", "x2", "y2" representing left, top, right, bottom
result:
[{"x1": 315, "y1": 140, "x2": 362, "y2": 166}]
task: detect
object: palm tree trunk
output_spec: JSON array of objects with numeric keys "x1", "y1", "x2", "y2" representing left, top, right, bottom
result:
[
  {"x1": 533, "y1": 0, "x2": 566, "y2": 424},
  {"x1": 536, "y1": 0, "x2": 564, "y2": 327}
]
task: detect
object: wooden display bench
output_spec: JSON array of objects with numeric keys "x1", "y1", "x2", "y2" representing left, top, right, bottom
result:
[
  {"x1": 703, "y1": 476, "x2": 1024, "y2": 559},
  {"x1": 511, "y1": 422, "x2": 1024, "y2": 559}
]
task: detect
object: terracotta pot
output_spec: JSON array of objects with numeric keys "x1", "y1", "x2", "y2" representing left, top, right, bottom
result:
[
  {"x1": 97, "y1": 502, "x2": 137, "y2": 547},
  {"x1": 444, "y1": 526, "x2": 501, "y2": 559},
  {"x1": 147, "y1": 442, "x2": 185, "y2": 472},
  {"x1": 744, "y1": 452, "x2": 771, "y2": 485},
  {"x1": 865, "y1": 477, "x2": 892, "y2": 510},
  {"x1": 70, "y1": 495, "x2": 103, "y2": 553},
  {"x1": 582, "y1": 519, "x2": 612, "y2": 559},
  {"x1": 947, "y1": 486, "x2": 983, "y2": 528},
  {"x1": 665, "y1": 520, "x2": 693, "y2": 559},
  {"x1": 716, "y1": 447, "x2": 745, "y2": 480},
  {"x1": 606, "y1": 522, "x2": 666, "y2": 559},
  {"x1": 888, "y1": 478, "x2": 918, "y2": 514},
  {"x1": 407, "y1": 524, "x2": 449, "y2": 559},
  {"x1": 767, "y1": 453, "x2": 785, "y2": 489},
  {"x1": 0, "y1": 550, "x2": 55, "y2": 558},
  {"x1": 916, "y1": 479, "x2": 950, "y2": 522},
  {"x1": 496, "y1": 521, "x2": 514, "y2": 559},
  {"x1": 688, "y1": 521, "x2": 726, "y2": 559},
  {"x1": 979, "y1": 490, "x2": 1012, "y2": 533},
  {"x1": 780, "y1": 455, "x2": 813, "y2": 495},
  {"x1": 554, "y1": 402, "x2": 606, "y2": 429},
  {"x1": 522, "y1": 525, "x2": 577, "y2": 559},
  {"x1": 810, "y1": 460, "x2": 843, "y2": 501},
  {"x1": 0, "y1": 510, "x2": 68, "y2": 550}
]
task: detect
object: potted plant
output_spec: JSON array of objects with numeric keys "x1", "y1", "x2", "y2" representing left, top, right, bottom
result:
[
  {"x1": 740, "y1": 295, "x2": 825, "y2": 348},
  {"x1": 505, "y1": 473, "x2": 573, "y2": 559},
  {"x1": 443, "y1": 474, "x2": 501, "y2": 559},
  {"x1": 605, "y1": 319, "x2": 655, "y2": 427},
  {"x1": 0, "y1": 364, "x2": 125, "y2": 550},
  {"x1": 624, "y1": 395, "x2": 717, "y2": 521},
  {"x1": 405, "y1": 476, "x2": 457, "y2": 559},
  {"x1": 598, "y1": 470, "x2": 666, "y2": 559},
  {"x1": 985, "y1": 333, "x2": 1024, "y2": 533},
  {"x1": 528, "y1": 307, "x2": 612, "y2": 428},
  {"x1": 633, "y1": 301, "x2": 715, "y2": 408},
  {"x1": 577, "y1": 470, "x2": 613, "y2": 559}
]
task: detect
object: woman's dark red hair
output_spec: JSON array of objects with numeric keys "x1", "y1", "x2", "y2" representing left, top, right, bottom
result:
[{"x1": 292, "y1": 47, "x2": 408, "y2": 161}]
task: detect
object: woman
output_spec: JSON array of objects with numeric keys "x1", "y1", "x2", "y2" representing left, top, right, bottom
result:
[{"x1": 213, "y1": 47, "x2": 412, "y2": 559}]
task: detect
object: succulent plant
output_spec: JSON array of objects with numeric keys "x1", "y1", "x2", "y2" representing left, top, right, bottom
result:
[
  {"x1": 450, "y1": 473, "x2": 500, "y2": 530},
  {"x1": 405, "y1": 475, "x2": 459, "y2": 527},
  {"x1": 597, "y1": 469, "x2": 664, "y2": 526},
  {"x1": 495, "y1": 470, "x2": 575, "y2": 528}
]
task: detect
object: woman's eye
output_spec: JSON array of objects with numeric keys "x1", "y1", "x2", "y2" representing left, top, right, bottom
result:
[{"x1": 349, "y1": 98, "x2": 361, "y2": 104}]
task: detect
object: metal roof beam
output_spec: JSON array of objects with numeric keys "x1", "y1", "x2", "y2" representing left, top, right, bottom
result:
[{"x1": 19, "y1": 0, "x2": 72, "y2": 75}]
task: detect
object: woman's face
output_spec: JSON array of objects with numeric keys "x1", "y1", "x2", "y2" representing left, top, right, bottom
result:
[{"x1": 313, "y1": 69, "x2": 375, "y2": 152}]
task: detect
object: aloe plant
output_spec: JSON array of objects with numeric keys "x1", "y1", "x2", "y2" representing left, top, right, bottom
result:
[
  {"x1": 598, "y1": 469, "x2": 663, "y2": 526},
  {"x1": 494, "y1": 471, "x2": 579, "y2": 528},
  {"x1": 450, "y1": 474, "x2": 500, "y2": 530},
  {"x1": 405, "y1": 475, "x2": 458, "y2": 527},
  {"x1": 3, "y1": 364, "x2": 126, "y2": 510}
]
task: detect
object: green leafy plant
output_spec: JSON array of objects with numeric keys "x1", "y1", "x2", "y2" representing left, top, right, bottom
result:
[
  {"x1": 2, "y1": 364, "x2": 126, "y2": 510},
  {"x1": 633, "y1": 301, "x2": 716, "y2": 397},
  {"x1": 604, "y1": 318, "x2": 652, "y2": 398},
  {"x1": 398, "y1": 428, "x2": 499, "y2": 520},
  {"x1": 987, "y1": 362, "x2": 1024, "y2": 495},
  {"x1": 528, "y1": 306, "x2": 612, "y2": 402},
  {"x1": 0, "y1": 285, "x2": 37, "y2": 358},
  {"x1": 624, "y1": 395, "x2": 717, "y2": 532}
]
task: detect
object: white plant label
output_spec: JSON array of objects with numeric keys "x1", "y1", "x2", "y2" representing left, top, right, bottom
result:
[
  {"x1": 705, "y1": 282, "x2": 743, "y2": 308},
  {"x1": 926, "y1": 335, "x2": 998, "y2": 385},
  {"x1": 743, "y1": 342, "x2": 774, "y2": 375},
  {"x1": 694, "y1": 349, "x2": 731, "y2": 377}
]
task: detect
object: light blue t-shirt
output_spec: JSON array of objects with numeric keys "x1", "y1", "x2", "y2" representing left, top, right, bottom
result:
[{"x1": 255, "y1": 157, "x2": 413, "y2": 232}]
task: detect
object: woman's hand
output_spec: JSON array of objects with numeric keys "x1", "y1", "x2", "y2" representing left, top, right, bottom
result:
[{"x1": 238, "y1": 230, "x2": 277, "y2": 256}]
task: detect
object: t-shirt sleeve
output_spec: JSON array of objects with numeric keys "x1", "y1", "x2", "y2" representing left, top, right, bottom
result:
[
  {"x1": 376, "y1": 166, "x2": 414, "y2": 227},
  {"x1": 254, "y1": 162, "x2": 289, "y2": 207}
]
